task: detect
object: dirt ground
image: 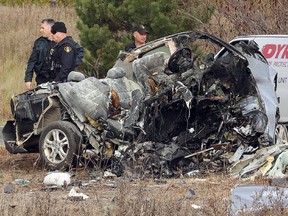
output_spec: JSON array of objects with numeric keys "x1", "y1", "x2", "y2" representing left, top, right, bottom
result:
[{"x1": 0, "y1": 146, "x2": 287, "y2": 216}]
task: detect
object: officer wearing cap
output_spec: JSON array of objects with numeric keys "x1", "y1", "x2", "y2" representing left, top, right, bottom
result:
[
  {"x1": 124, "y1": 24, "x2": 148, "y2": 52},
  {"x1": 49, "y1": 22, "x2": 77, "y2": 82}
]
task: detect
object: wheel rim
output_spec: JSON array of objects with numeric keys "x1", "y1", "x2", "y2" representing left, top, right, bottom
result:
[
  {"x1": 275, "y1": 124, "x2": 288, "y2": 145},
  {"x1": 43, "y1": 129, "x2": 70, "y2": 164}
]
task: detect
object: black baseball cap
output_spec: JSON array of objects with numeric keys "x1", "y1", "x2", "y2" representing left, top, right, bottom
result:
[
  {"x1": 132, "y1": 25, "x2": 148, "y2": 35},
  {"x1": 51, "y1": 22, "x2": 67, "y2": 34}
]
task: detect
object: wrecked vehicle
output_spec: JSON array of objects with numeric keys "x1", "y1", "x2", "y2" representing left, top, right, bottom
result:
[{"x1": 2, "y1": 31, "x2": 279, "y2": 177}]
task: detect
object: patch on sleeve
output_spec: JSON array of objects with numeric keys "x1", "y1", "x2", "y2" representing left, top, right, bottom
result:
[{"x1": 64, "y1": 46, "x2": 72, "y2": 53}]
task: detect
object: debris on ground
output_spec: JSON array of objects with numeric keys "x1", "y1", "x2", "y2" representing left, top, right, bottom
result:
[
  {"x1": 68, "y1": 187, "x2": 89, "y2": 201},
  {"x1": 3, "y1": 184, "x2": 13, "y2": 194},
  {"x1": 230, "y1": 184, "x2": 288, "y2": 215},
  {"x1": 43, "y1": 172, "x2": 71, "y2": 187},
  {"x1": 13, "y1": 179, "x2": 30, "y2": 184}
]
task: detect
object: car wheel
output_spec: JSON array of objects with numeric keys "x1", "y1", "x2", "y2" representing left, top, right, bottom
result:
[
  {"x1": 275, "y1": 124, "x2": 288, "y2": 145},
  {"x1": 39, "y1": 121, "x2": 82, "y2": 170}
]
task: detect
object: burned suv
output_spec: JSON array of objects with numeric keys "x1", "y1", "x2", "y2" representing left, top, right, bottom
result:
[{"x1": 2, "y1": 31, "x2": 278, "y2": 176}]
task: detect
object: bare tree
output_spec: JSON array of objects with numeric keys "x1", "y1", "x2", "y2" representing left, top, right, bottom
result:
[{"x1": 195, "y1": 0, "x2": 288, "y2": 41}]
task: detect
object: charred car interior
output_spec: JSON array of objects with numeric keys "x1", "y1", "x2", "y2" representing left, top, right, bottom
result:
[{"x1": 2, "y1": 31, "x2": 280, "y2": 178}]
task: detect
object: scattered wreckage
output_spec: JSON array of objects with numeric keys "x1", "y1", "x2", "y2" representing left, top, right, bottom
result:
[{"x1": 2, "y1": 31, "x2": 283, "y2": 178}]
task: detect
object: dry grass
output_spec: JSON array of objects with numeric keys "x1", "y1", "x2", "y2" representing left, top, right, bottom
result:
[
  {"x1": 0, "y1": 146, "x2": 230, "y2": 216},
  {"x1": 0, "y1": 5, "x2": 81, "y2": 124},
  {"x1": 0, "y1": 147, "x2": 287, "y2": 216}
]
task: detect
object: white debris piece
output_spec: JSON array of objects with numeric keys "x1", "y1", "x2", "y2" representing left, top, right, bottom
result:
[
  {"x1": 43, "y1": 172, "x2": 71, "y2": 187},
  {"x1": 68, "y1": 187, "x2": 89, "y2": 200},
  {"x1": 228, "y1": 144, "x2": 245, "y2": 164},
  {"x1": 191, "y1": 204, "x2": 202, "y2": 209},
  {"x1": 188, "y1": 127, "x2": 195, "y2": 134},
  {"x1": 103, "y1": 171, "x2": 117, "y2": 178},
  {"x1": 268, "y1": 150, "x2": 288, "y2": 177}
]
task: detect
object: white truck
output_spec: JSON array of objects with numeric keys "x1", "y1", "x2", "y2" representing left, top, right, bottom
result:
[{"x1": 224, "y1": 35, "x2": 288, "y2": 142}]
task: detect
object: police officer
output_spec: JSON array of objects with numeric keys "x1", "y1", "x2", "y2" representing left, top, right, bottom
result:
[
  {"x1": 124, "y1": 25, "x2": 148, "y2": 52},
  {"x1": 50, "y1": 22, "x2": 77, "y2": 82},
  {"x1": 24, "y1": 19, "x2": 56, "y2": 90}
]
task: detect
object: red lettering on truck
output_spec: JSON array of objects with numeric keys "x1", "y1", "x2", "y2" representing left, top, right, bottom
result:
[
  {"x1": 262, "y1": 44, "x2": 275, "y2": 58},
  {"x1": 282, "y1": 45, "x2": 288, "y2": 59},
  {"x1": 262, "y1": 44, "x2": 288, "y2": 59}
]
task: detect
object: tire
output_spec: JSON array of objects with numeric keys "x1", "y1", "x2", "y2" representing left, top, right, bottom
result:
[
  {"x1": 275, "y1": 124, "x2": 288, "y2": 145},
  {"x1": 39, "y1": 121, "x2": 82, "y2": 170}
]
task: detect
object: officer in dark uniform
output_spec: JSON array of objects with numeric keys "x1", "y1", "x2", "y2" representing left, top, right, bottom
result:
[
  {"x1": 24, "y1": 19, "x2": 56, "y2": 90},
  {"x1": 124, "y1": 25, "x2": 148, "y2": 52},
  {"x1": 50, "y1": 22, "x2": 77, "y2": 82}
]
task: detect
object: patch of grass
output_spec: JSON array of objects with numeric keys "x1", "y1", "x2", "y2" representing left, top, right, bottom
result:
[
  {"x1": 0, "y1": 152, "x2": 287, "y2": 216},
  {"x1": 0, "y1": 147, "x2": 9, "y2": 156}
]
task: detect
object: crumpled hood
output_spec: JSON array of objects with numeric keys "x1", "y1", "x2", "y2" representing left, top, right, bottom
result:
[{"x1": 246, "y1": 55, "x2": 278, "y2": 141}]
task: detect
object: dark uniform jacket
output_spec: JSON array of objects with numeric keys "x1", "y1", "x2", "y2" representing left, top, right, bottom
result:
[
  {"x1": 124, "y1": 43, "x2": 136, "y2": 52},
  {"x1": 67, "y1": 36, "x2": 85, "y2": 67},
  {"x1": 50, "y1": 36, "x2": 77, "y2": 82},
  {"x1": 24, "y1": 36, "x2": 55, "y2": 84}
]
